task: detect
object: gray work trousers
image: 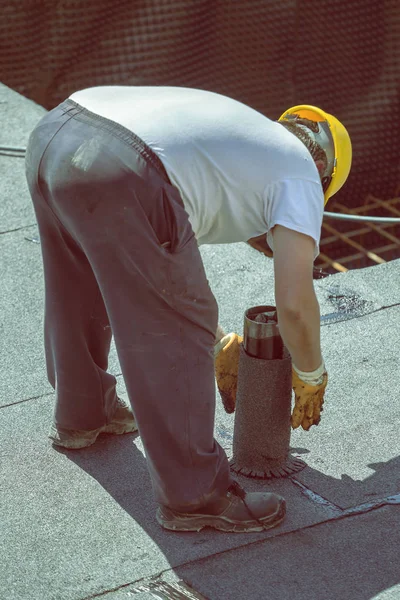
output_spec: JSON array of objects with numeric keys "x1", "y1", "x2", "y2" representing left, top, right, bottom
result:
[{"x1": 25, "y1": 100, "x2": 232, "y2": 510}]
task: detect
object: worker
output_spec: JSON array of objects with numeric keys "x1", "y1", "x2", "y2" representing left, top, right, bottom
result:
[{"x1": 25, "y1": 86, "x2": 352, "y2": 533}]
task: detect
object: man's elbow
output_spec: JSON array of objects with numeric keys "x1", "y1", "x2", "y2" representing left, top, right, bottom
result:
[
  {"x1": 276, "y1": 303, "x2": 304, "y2": 323},
  {"x1": 276, "y1": 288, "x2": 319, "y2": 321}
]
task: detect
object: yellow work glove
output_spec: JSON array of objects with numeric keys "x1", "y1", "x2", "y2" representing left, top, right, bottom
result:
[
  {"x1": 291, "y1": 363, "x2": 328, "y2": 431},
  {"x1": 214, "y1": 333, "x2": 243, "y2": 414}
]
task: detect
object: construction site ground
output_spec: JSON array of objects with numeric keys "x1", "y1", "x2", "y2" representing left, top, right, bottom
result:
[{"x1": 1, "y1": 83, "x2": 399, "y2": 600}]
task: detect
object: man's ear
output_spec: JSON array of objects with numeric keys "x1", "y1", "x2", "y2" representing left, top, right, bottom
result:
[{"x1": 315, "y1": 159, "x2": 325, "y2": 176}]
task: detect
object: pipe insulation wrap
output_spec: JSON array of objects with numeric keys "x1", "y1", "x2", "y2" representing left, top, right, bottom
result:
[{"x1": 231, "y1": 345, "x2": 305, "y2": 478}]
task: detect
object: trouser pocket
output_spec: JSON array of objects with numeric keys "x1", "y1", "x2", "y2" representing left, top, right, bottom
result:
[
  {"x1": 138, "y1": 174, "x2": 195, "y2": 254},
  {"x1": 160, "y1": 182, "x2": 195, "y2": 253}
]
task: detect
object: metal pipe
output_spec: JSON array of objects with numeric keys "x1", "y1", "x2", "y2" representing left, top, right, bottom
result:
[
  {"x1": 0, "y1": 145, "x2": 26, "y2": 157},
  {"x1": 243, "y1": 305, "x2": 283, "y2": 359},
  {"x1": 323, "y1": 211, "x2": 400, "y2": 224},
  {"x1": 0, "y1": 145, "x2": 26, "y2": 152}
]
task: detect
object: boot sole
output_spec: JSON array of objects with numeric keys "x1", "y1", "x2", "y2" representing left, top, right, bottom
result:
[
  {"x1": 49, "y1": 421, "x2": 138, "y2": 449},
  {"x1": 157, "y1": 499, "x2": 286, "y2": 533}
]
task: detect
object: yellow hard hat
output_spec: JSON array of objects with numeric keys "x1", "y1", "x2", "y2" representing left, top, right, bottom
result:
[{"x1": 278, "y1": 105, "x2": 352, "y2": 205}]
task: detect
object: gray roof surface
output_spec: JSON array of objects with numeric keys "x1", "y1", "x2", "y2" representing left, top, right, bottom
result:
[{"x1": 1, "y1": 83, "x2": 399, "y2": 600}]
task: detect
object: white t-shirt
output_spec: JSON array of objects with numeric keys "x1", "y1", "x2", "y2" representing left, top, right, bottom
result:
[{"x1": 70, "y1": 86, "x2": 324, "y2": 257}]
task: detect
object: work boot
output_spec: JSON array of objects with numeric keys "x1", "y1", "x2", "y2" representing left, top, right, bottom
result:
[
  {"x1": 156, "y1": 481, "x2": 286, "y2": 533},
  {"x1": 49, "y1": 396, "x2": 138, "y2": 449}
]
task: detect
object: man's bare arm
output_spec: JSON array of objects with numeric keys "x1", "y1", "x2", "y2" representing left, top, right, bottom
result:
[{"x1": 271, "y1": 225, "x2": 322, "y2": 372}]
